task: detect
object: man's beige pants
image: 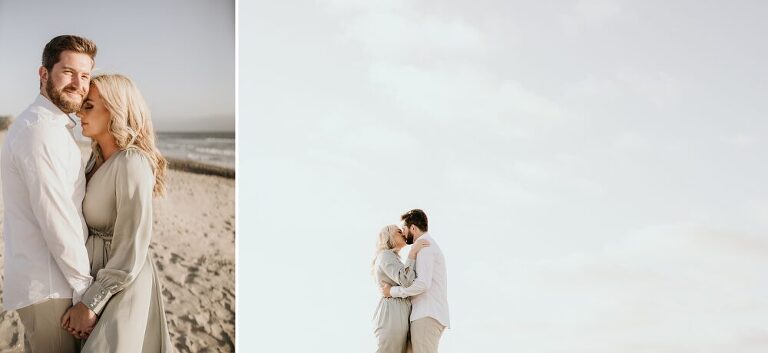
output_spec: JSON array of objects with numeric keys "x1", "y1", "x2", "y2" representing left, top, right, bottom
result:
[
  {"x1": 16, "y1": 299, "x2": 78, "y2": 353},
  {"x1": 410, "y1": 317, "x2": 445, "y2": 353}
]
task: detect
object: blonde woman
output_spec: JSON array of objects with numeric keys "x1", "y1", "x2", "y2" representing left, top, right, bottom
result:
[
  {"x1": 373, "y1": 225, "x2": 429, "y2": 353},
  {"x1": 61, "y1": 74, "x2": 172, "y2": 352}
]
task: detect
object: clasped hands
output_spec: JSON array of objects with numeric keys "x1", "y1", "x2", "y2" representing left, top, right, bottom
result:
[{"x1": 60, "y1": 302, "x2": 98, "y2": 339}]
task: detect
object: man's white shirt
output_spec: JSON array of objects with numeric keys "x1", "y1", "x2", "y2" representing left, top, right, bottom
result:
[
  {"x1": 390, "y1": 232, "x2": 450, "y2": 328},
  {"x1": 1, "y1": 94, "x2": 92, "y2": 310}
]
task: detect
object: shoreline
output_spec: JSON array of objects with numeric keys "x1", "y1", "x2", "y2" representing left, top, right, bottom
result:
[
  {"x1": 75, "y1": 142, "x2": 235, "y2": 179},
  {"x1": 2, "y1": 118, "x2": 235, "y2": 179},
  {"x1": 166, "y1": 157, "x2": 235, "y2": 179}
]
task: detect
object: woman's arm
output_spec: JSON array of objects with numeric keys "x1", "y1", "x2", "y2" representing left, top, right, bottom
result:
[{"x1": 377, "y1": 252, "x2": 416, "y2": 287}]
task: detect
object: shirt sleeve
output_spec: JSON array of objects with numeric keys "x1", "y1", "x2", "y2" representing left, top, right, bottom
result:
[
  {"x1": 390, "y1": 246, "x2": 435, "y2": 298},
  {"x1": 15, "y1": 124, "x2": 92, "y2": 304},
  {"x1": 81, "y1": 151, "x2": 154, "y2": 314},
  {"x1": 377, "y1": 252, "x2": 416, "y2": 287}
]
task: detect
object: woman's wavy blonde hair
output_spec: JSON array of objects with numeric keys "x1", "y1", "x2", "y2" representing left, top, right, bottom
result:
[
  {"x1": 90, "y1": 74, "x2": 167, "y2": 197},
  {"x1": 371, "y1": 225, "x2": 401, "y2": 272}
]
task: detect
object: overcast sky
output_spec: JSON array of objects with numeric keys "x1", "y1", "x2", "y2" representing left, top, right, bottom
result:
[
  {"x1": 0, "y1": 0, "x2": 234, "y2": 132},
  {"x1": 239, "y1": 0, "x2": 768, "y2": 352}
]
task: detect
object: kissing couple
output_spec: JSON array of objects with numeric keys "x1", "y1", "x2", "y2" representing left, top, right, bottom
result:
[
  {"x1": 372, "y1": 209, "x2": 450, "y2": 353},
  {"x1": 2, "y1": 35, "x2": 172, "y2": 352}
]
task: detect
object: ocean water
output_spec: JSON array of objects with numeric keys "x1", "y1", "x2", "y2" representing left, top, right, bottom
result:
[{"x1": 156, "y1": 132, "x2": 235, "y2": 169}]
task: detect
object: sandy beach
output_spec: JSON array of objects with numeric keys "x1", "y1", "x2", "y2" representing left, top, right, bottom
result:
[{"x1": 0, "y1": 130, "x2": 236, "y2": 353}]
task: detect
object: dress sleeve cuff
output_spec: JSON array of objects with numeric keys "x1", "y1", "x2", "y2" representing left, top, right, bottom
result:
[
  {"x1": 405, "y1": 258, "x2": 415, "y2": 268},
  {"x1": 71, "y1": 277, "x2": 93, "y2": 306},
  {"x1": 81, "y1": 281, "x2": 115, "y2": 315}
]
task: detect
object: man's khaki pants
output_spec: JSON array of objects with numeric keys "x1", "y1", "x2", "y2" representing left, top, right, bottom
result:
[
  {"x1": 410, "y1": 317, "x2": 445, "y2": 353},
  {"x1": 16, "y1": 299, "x2": 78, "y2": 353}
]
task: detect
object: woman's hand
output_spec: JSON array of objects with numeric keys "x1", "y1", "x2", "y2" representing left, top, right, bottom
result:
[
  {"x1": 60, "y1": 307, "x2": 72, "y2": 330},
  {"x1": 61, "y1": 307, "x2": 89, "y2": 339},
  {"x1": 407, "y1": 239, "x2": 430, "y2": 259},
  {"x1": 61, "y1": 303, "x2": 96, "y2": 339}
]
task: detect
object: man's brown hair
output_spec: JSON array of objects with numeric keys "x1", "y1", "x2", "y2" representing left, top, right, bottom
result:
[
  {"x1": 401, "y1": 209, "x2": 428, "y2": 232},
  {"x1": 41, "y1": 35, "x2": 97, "y2": 73}
]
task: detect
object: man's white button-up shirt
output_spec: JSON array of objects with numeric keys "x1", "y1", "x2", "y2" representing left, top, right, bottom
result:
[
  {"x1": 390, "y1": 232, "x2": 450, "y2": 328},
  {"x1": 1, "y1": 94, "x2": 92, "y2": 310}
]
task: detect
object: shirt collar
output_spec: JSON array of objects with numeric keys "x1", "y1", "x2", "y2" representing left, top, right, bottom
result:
[{"x1": 33, "y1": 94, "x2": 77, "y2": 129}]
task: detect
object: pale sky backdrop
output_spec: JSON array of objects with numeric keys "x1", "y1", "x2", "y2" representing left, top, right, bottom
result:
[
  {"x1": 240, "y1": 0, "x2": 767, "y2": 352},
  {"x1": 0, "y1": 0, "x2": 234, "y2": 132}
]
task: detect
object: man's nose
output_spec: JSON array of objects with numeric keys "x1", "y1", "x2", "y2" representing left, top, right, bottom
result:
[{"x1": 70, "y1": 74, "x2": 84, "y2": 90}]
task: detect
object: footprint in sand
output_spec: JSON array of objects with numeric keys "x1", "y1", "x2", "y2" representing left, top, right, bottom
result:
[
  {"x1": 184, "y1": 269, "x2": 199, "y2": 284},
  {"x1": 162, "y1": 288, "x2": 177, "y2": 302},
  {"x1": 0, "y1": 310, "x2": 23, "y2": 353},
  {"x1": 170, "y1": 252, "x2": 186, "y2": 264}
]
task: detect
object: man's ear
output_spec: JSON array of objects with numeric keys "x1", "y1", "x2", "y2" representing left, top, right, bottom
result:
[{"x1": 38, "y1": 66, "x2": 48, "y2": 89}]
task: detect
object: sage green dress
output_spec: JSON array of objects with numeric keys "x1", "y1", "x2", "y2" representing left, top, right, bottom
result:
[
  {"x1": 373, "y1": 250, "x2": 416, "y2": 353},
  {"x1": 79, "y1": 149, "x2": 172, "y2": 353}
]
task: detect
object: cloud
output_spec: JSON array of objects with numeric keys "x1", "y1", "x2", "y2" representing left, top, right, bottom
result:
[
  {"x1": 369, "y1": 63, "x2": 565, "y2": 129},
  {"x1": 450, "y1": 224, "x2": 768, "y2": 352},
  {"x1": 325, "y1": 0, "x2": 487, "y2": 64},
  {"x1": 444, "y1": 164, "x2": 542, "y2": 204},
  {"x1": 561, "y1": 0, "x2": 624, "y2": 32},
  {"x1": 721, "y1": 134, "x2": 759, "y2": 147},
  {"x1": 344, "y1": 12, "x2": 486, "y2": 64},
  {"x1": 322, "y1": 0, "x2": 568, "y2": 139},
  {"x1": 573, "y1": 0, "x2": 623, "y2": 22},
  {"x1": 565, "y1": 69, "x2": 683, "y2": 110},
  {"x1": 751, "y1": 203, "x2": 768, "y2": 224}
]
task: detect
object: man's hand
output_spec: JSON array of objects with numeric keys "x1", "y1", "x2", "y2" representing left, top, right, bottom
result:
[
  {"x1": 380, "y1": 282, "x2": 392, "y2": 298},
  {"x1": 61, "y1": 303, "x2": 97, "y2": 339}
]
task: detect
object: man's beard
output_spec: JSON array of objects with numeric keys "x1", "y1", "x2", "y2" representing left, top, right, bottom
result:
[
  {"x1": 46, "y1": 79, "x2": 84, "y2": 114},
  {"x1": 405, "y1": 233, "x2": 414, "y2": 245}
]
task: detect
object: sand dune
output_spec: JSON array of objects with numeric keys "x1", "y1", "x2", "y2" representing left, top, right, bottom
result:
[{"x1": 0, "y1": 131, "x2": 235, "y2": 353}]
